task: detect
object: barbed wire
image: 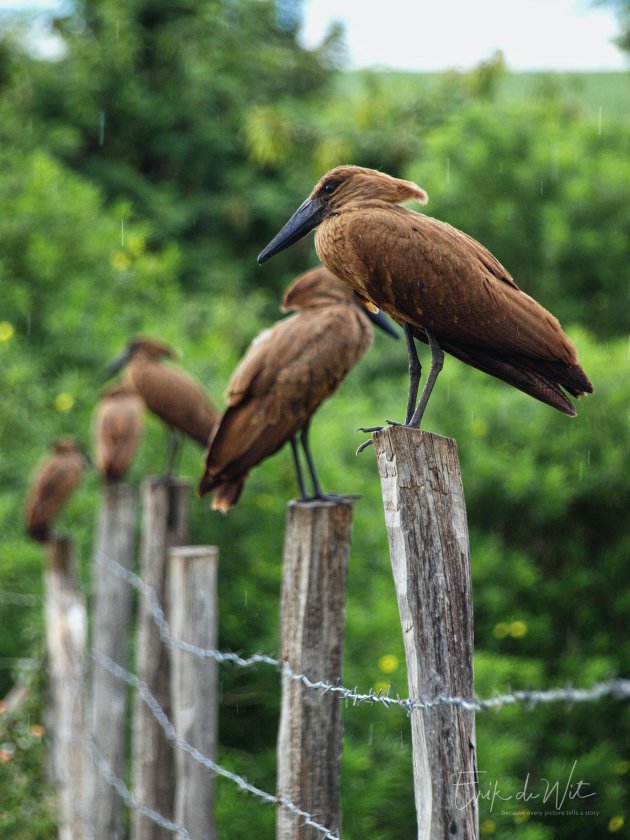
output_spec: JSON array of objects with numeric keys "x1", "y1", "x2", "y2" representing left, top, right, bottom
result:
[
  {"x1": 85, "y1": 738, "x2": 193, "y2": 839},
  {"x1": 16, "y1": 549, "x2": 630, "y2": 840},
  {"x1": 94, "y1": 550, "x2": 630, "y2": 715},
  {"x1": 94, "y1": 551, "x2": 278, "y2": 668},
  {"x1": 285, "y1": 669, "x2": 630, "y2": 712},
  {"x1": 92, "y1": 649, "x2": 341, "y2": 840}
]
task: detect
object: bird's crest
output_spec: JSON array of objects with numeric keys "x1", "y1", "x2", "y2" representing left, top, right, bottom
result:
[
  {"x1": 312, "y1": 165, "x2": 429, "y2": 208},
  {"x1": 282, "y1": 267, "x2": 354, "y2": 311}
]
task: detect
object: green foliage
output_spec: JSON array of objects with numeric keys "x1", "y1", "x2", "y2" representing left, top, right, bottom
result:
[
  {"x1": 0, "y1": 1, "x2": 629, "y2": 836},
  {"x1": 406, "y1": 96, "x2": 630, "y2": 337},
  {"x1": 11, "y1": 0, "x2": 340, "y2": 292},
  {"x1": 0, "y1": 672, "x2": 55, "y2": 839}
]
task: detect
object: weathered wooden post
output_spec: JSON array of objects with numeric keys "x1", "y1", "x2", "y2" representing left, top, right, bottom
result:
[
  {"x1": 277, "y1": 499, "x2": 353, "y2": 840},
  {"x1": 169, "y1": 545, "x2": 219, "y2": 839},
  {"x1": 373, "y1": 426, "x2": 478, "y2": 840},
  {"x1": 44, "y1": 535, "x2": 89, "y2": 840},
  {"x1": 89, "y1": 484, "x2": 137, "y2": 840},
  {"x1": 132, "y1": 478, "x2": 190, "y2": 840}
]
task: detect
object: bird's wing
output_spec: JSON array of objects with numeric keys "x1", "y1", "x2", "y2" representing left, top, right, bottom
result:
[
  {"x1": 131, "y1": 363, "x2": 217, "y2": 446},
  {"x1": 225, "y1": 316, "x2": 303, "y2": 406},
  {"x1": 94, "y1": 397, "x2": 144, "y2": 480},
  {"x1": 341, "y1": 207, "x2": 578, "y2": 365},
  {"x1": 26, "y1": 456, "x2": 82, "y2": 530},
  {"x1": 200, "y1": 306, "x2": 371, "y2": 494}
]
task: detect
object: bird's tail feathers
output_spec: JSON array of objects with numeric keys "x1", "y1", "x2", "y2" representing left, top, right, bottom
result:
[
  {"x1": 197, "y1": 467, "x2": 247, "y2": 512},
  {"x1": 210, "y1": 479, "x2": 245, "y2": 513},
  {"x1": 440, "y1": 341, "x2": 592, "y2": 416}
]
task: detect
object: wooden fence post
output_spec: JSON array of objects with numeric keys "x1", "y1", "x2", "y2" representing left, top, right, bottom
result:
[
  {"x1": 277, "y1": 499, "x2": 354, "y2": 840},
  {"x1": 132, "y1": 478, "x2": 190, "y2": 840},
  {"x1": 44, "y1": 535, "x2": 89, "y2": 840},
  {"x1": 89, "y1": 484, "x2": 137, "y2": 840},
  {"x1": 373, "y1": 426, "x2": 478, "y2": 840},
  {"x1": 169, "y1": 545, "x2": 219, "y2": 839}
]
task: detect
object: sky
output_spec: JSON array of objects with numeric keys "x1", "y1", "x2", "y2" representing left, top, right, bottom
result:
[
  {"x1": 299, "y1": 0, "x2": 628, "y2": 72},
  {"x1": 0, "y1": 0, "x2": 627, "y2": 71}
]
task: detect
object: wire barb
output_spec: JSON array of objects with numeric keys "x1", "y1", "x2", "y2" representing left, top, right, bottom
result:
[
  {"x1": 92, "y1": 650, "x2": 341, "y2": 840},
  {"x1": 95, "y1": 550, "x2": 630, "y2": 715}
]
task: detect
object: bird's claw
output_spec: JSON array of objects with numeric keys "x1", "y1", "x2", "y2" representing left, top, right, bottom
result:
[
  {"x1": 356, "y1": 439, "x2": 374, "y2": 455},
  {"x1": 356, "y1": 420, "x2": 407, "y2": 455}
]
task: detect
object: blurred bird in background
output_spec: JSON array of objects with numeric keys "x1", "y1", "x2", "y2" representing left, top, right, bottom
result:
[
  {"x1": 92, "y1": 383, "x2": 145, "y2": 484},
  {"x1": 26, "y1": 438, "x2": 88, "y2": 542},
  {"x1": 104, "y1": 336, "x2": 218, "y2": 475},
  {"x1": 198, "y1": 266, "x2": 398, "y2": 511}
]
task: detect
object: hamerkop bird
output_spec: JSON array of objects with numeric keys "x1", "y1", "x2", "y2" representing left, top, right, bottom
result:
[
  {"x1": 93, "y1": 383, "x2": 145, "y2": 483},
  {"x1": 104, "y1": 337, "x2": 218, "y2": 472},
  {"x1": 197, "y1": 266, "x2": 398, "y2": 511},
  {"x1": 258, "y1": 166, "x2": 593, "y2": 427},
  {"x1": 26, "y1": 438, "x2": 87, "y2": 542}
]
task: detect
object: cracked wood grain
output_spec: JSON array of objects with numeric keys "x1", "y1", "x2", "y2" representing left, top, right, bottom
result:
[{"x1": 374, "y1": 426, "x2": 478, "y2": 840}]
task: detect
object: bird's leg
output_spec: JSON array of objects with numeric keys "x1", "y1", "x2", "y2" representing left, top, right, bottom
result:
[
  {"x1": 404, "y1": 322, "x2": 422, "y2": 425},
  {"x1": 408, "y1": 330, "x2": 444, "y2": 428},
  {"x1": 300, "y1": 420, "x2": 340, "y2": 501},
  {"x1": 165, "y1": 428, "x2": 183, "y2": 479},
  {"x1": 290, "y1": 436, "x2": 310, "y2": 501},
  {"x1": 356, "y1": 323, "x2": 424, "y2": 453},
  {"x1": 300, "y1": 420, "x2": 325, "y2": 499}
]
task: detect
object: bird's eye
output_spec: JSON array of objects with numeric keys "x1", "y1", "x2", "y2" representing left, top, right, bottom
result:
[{"x1": 323, "y1": 181, "x2": 339, "y2": 195}]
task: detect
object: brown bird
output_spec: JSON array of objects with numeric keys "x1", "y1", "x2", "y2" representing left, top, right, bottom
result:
[
  {"x1": 197, "y1": 266, "x2": 398, "y2": 511},
  {"x1": 26, "y1": 438, "x2": 87, "y2": 542},
  {"x1": 93, "y1": 383, "x2": 145, "y2": 483},
  {"x1": 104, "y1": 337, "x2": 218, "y2": 473},
  {"x1": 258, "y1": 165, "x2": 593, "y2": 428}
]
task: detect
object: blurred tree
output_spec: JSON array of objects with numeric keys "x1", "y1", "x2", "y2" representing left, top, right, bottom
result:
[
  {"x1": 12, "y1": 0, "x2": 342, "y2": 293},
  {"x1": 407, "y1": 95, "x2": 630, "y2": 337},
  {"x1": 600, "y1": 0, "x2": 630, "y2": 53}
]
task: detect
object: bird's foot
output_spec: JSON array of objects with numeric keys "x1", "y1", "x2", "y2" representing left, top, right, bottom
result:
[
  {"x1": 356, "y1": 438, "x2": 374, "y2": 455},
  {"x1": 356, "y1": 420, "x2": 408, "y2": 454},
  {"x1": 298, "y1": 492, "x2": 356, "y2": 504}
]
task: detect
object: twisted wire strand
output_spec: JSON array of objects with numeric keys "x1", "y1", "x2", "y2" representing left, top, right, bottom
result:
[
  {"x1": 95, "y1": 550, "x2": 630, "y2": 714},
  {"x1": 92, "y1": 650, "x2": 341, "y2": 840}
]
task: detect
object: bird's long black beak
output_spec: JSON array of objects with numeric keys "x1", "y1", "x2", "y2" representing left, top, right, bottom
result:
[
  {"x1": 102, "y1": 348, "x2": 131, "y2": 380},
  {"x1": 257, "y1": 196, "x2": 326, "y2": 264},
  {"x1": 367, "y1": 308, "x2": 400, "y2": 340}
]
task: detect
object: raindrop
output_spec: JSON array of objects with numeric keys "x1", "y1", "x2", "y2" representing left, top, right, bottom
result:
[
  {"x1": 551, "y1": 143, "x2": 559, "y2": 180},
  {"x1": 120, "y1": 219, "x2": 125, "y2": 247},
  {"x1": 244, "y1": 588, "x2": 248, "y2": 608},
  {"x1": 586, "y1": 450, "x2": 591, "y2": 466},
  {"x1": 99, "y1": 111, "x2": 106, "y2": 147},
  {"x1": 539, "y1": 180, "x2": 544, "y2": 196}
]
